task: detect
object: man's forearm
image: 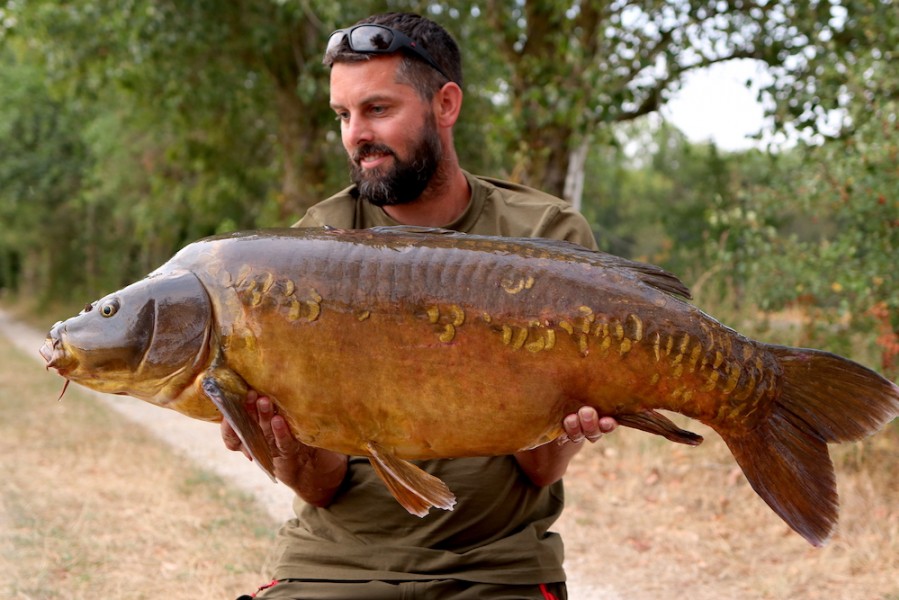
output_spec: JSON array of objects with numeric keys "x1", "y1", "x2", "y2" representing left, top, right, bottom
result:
[
  {"x1": 514, "y1": 441, "x2": 584, "y2": 487},
  {"x1": 515, "y1": 408, "x2": 617, "y2": 487}
]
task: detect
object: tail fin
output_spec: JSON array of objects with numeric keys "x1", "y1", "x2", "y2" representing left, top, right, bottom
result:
[{"x1": 720, "y1": 346, "x2": 899, "y2": 546}]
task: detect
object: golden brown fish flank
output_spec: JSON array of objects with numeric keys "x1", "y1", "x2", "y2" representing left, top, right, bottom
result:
[{"x1": 40, "y1": 226, "x2": 899, "y2": 547}]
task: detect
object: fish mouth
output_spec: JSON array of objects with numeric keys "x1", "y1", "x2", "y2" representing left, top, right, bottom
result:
[
  {"x1": 39, "y1": 337, "x2": 55, "y2": 364},
  {"x1": 39, "y1": 329, "x2": 76, "y2": 375}
]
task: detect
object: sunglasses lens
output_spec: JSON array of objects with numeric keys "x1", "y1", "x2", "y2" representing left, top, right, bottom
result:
[
  {"x1": 325, "y1": 30, "x2": 346, "y2": 54},
  {"x1": 350, "y1": 25, "x2": 395, "y2": 52},
  {"x1": 325, "y1": 24, "x2": 450, "y2": 82}
]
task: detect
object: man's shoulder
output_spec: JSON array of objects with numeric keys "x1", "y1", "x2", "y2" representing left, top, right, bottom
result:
[
  {"x1": 293, "y1": 186, "x2": 358, "y2": 228},
  {"x1": 466, "y1": 174, "x2": 597, "y2": 248},
  {"x1": 472, "y1": 175, "x2": 571, "y2": 209}
]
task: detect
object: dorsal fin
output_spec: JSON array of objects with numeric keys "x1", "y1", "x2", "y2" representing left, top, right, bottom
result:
[{"x1": 368, "y1": 225, "x2": 458, "y2": 236}]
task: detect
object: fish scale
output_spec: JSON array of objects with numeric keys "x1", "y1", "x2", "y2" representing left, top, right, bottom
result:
[{"x1": 40, "y1": 225, "x2": 899, "y2": 546}]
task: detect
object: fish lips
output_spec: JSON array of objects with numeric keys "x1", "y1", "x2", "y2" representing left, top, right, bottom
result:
[{"x1": 40, "y1": 324, "x2": 78, "y2": 375}]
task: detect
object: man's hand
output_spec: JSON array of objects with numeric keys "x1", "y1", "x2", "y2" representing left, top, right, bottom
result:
[
  {"x1": 557, "y1": 406, "x2": 618, "y2": 445},
  {"x1": 220, "y1": 391, "x2": 348, "y2": 507},
  {"x1": 515, "y1": 407, "x2": 617, "y2": 487}
]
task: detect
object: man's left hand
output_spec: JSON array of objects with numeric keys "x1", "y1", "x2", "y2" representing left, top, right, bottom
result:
[{"x1": 557, "y1": 406, "x2": 617, "y2": 445}]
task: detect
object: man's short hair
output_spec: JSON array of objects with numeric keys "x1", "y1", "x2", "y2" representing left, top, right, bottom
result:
[{"x1": 323, "y1": 12, "x2": 463, "y2": 100}]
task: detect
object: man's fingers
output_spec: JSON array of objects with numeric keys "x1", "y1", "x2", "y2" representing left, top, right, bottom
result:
[
  {"x1": 257, "y1": 396, "x2": 274, "y2": 421},
  {"x1": 254, "y1": 396, "x2": 283, "y2": 451},
  {"x1": 558, "y1": 408, "x2": 616, "y2": 444},
  {"x1": 220, "y1": 419, "x2": 253, "y2": 460},
  {"x1": 221, "y1": 420, "x2": 240, "y2": 450},
  {"x1": 271, "y1": 415, "x2": 298, "y2": 455},
  {"x1": 562, "y1": 413, "x2": 584, "y2": 443},
  {"x1": 576, "y1": 407, "x2": 602, "y2": 442},
  {"x1": 583, "y1": 416, "x2": 618, "y2": 442},
  {"x1": 598, "y1": 416, "x2": 618, "y2": 433}
]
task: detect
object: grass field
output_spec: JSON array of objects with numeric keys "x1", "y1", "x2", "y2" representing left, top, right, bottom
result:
[
  {"x1": 2, "y1": 303, "x2": 898, "y2": 599},
  {"x1": 557, "y1": 419, "x2": 899, "y2": 599}
]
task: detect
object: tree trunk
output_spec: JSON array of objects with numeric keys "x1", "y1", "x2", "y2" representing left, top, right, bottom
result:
[
  {"x1": 274, "y1": 84, "x2": 329, "y2": 221},
  {"x1": 260, "y1": 10, "x2": 334, "y2": 222},
  {"x1": 564, "y1": 137, "x2": 591, "y2": 212},
  {"x1": 509, "y1": 120, "x2": 574, "y2": 200}
]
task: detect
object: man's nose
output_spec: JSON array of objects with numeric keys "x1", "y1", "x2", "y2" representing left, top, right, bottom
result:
[{"x1": 344, "y1": 116, "x2": 374, "y2": 149}]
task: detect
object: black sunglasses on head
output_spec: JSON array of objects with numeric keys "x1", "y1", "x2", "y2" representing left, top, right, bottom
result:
[{"x1": 326, "y1": 24, "x2": 452, "y2": 83}]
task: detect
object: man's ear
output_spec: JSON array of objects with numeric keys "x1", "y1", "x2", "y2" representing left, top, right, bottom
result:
[{"x1": 433, "y1": 82, "x2": 463, "y2": 129}]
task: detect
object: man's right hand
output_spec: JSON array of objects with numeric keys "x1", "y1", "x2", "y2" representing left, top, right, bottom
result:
[{"x1": 220, "y1": 391, "x2": 349, "y2": 507}]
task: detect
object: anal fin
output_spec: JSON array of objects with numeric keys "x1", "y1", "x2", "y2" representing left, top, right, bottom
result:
[
  {"x1": 617, "y1": 410, "x2": 704, "y2": 446},
  {"x1": 366, "y1": 441, "x2": 456, "y2": 517},
  {"x1": 201, "y1": 370, "x2": 276, "y2": 482}
]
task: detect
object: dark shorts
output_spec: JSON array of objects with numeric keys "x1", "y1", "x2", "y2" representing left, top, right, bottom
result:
[{"x1": 239, "y1": 579, "x2": 567, "y2": 600}]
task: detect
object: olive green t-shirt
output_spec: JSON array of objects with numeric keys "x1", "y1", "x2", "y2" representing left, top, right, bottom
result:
[
  {"x1": 271, "y1": 172, "x2": 597, "y2": 585},
  {"x1": 297, "y1": 171, "x2": 598, "y2": 251}
]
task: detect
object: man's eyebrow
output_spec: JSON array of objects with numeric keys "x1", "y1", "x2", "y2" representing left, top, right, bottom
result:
[{"x1": 330, "y1": 94, "x2": 397, "y2": 111}]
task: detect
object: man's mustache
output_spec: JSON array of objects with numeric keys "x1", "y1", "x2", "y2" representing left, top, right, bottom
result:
[{"x1": 353, "y1": 143, "x2": 396, "y2": 165}]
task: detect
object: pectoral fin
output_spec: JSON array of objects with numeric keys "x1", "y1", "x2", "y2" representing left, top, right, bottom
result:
[
  {"x1": 366, "y1": 441, "x2": 456, "y2": 517},
  {"x1": 617, "y1": 410, "x2": 704, "y2": 446},
  {"x1": 201, "y1": 369, "x2": 276, "y2": 482}
]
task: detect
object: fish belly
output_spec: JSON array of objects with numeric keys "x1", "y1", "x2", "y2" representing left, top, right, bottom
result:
[{"x1": 227, "y1": 308, "x2": 583, "y2": 458}]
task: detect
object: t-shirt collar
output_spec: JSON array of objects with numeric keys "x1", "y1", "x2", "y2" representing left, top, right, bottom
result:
[{"x1": 358, "y1": 170, "x2": 486, "y2": 232}]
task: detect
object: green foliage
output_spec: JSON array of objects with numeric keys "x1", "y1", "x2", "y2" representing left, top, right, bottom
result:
[
  {"x1": 578, "y1": 106, "x2": 896, "y2": 374},
  {"x1": 435, "y1": 0, "x2": 895, "y2": 198},
  {"x1": 0, "y1": 0, "x2": 363, "y2": 301},
  {"x1": 580, "y1": 120, "x2": 765, "y2": 283},
  {"x1": 0, "y1": 0, "x2": 896, "y2": 378},
  {"x1": 0, "y1": 50, "x2": 89, "y2": 300},
  {"x1": 737, "y1": 110, "x2": 897, "y2": 317},
  {"x1": 762, "y1": 0, "x2": 898, "y2": 142}
]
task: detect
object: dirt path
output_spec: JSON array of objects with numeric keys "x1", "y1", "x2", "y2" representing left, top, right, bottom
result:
[
  {"x1": 0, "y1": 309, "x2": 295, "y2": 522},
  {"x1": 1, "y1": 309, "x2": 617, "y2": 599}
]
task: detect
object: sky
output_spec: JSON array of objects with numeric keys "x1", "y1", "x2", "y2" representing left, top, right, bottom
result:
[{"x1": 661, "y1": 59, "x2": 775, "y2": 152}]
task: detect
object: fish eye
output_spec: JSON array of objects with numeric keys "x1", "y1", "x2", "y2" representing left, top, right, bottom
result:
[{"x1": 100, "y1": 299, "x2": 120, "y2": 318}]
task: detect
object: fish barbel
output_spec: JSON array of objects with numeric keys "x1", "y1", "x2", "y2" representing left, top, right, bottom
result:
[{"x1": 39, "y1": 226, "x2": 899, "y2": 546}]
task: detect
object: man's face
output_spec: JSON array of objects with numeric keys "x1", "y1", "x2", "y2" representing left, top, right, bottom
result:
[{"x1": 330, "y1": 56, "x2": 443, "y2": 206}]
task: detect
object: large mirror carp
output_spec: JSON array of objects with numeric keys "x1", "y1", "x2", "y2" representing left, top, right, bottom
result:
[{"x1": 40, "y1": 226, "x2": 899, "y2": 546}]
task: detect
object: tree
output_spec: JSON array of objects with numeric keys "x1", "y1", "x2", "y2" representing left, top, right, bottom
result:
[
  {"x1": 716, "y1": 1, "x2": 898, "y2": 375},
  {"x1": 0, "y1": 50, "x2": 90, "y2": 300},
  {"x1": 465, "y1": 0, "x2": 897, "y2": 207},
  {"x1": 737, "y1": 108, "x2": 898, "y2": 376},
  {"x1": 5, "y1": 0, "x2": 358, "y2": 220},
  {"x1": 2, "y1": 0, "x2": 896, "y2": 323},
  {"x1": 0, "y1": 0, "x2": 369, "y2": 299}
]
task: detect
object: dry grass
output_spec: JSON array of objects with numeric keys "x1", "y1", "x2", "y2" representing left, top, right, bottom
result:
[
  {"x1": 0, "y1": 334, "x2": 276, "y2": 599},
  {"x1": 556, "y1": 421, "x2": 899, "y2": 599}
]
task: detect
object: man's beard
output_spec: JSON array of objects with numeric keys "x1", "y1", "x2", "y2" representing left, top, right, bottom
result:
[{"x1": 349, "y1": 118, "x2": 443, "y2": 207}]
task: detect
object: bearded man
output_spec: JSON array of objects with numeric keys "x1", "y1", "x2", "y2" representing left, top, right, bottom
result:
[{"x1": 227, "y1": 12, "x2": 617, "y2": 600}]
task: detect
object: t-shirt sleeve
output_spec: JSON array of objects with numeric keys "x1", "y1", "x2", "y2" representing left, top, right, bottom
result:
[
  {"x1": 292, "y1": 188, "x2": 359, "y2": 229},
  {"x1": 293, "y1": 212, "x2": 321, "y2": 228},
  {"x1": 535, "y1": 206, "x2": 598, "y2": 250}
]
